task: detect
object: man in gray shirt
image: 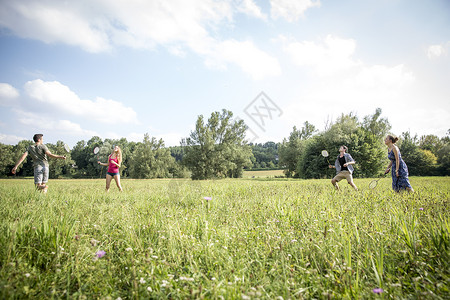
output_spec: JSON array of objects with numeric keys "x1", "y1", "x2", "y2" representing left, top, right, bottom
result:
[{"x1": 12, "y1": 134, "x2": 66, "y2": 193}]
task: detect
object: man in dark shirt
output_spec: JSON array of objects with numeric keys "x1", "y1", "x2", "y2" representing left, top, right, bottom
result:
[{"x1": 329, "y1": 145, "x2": 358, "y2": 191}]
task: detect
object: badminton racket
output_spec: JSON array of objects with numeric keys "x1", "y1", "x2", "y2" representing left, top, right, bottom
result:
[
  {"x1": 321, "y1": 150, "x2": 331, "y2": 165},
  {"x1": 369, "y1": 170, "x2": 389, "y2": 189}
]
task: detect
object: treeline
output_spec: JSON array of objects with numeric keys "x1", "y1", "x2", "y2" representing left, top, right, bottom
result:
[
  {"x1": 1, "y1": 108, "x2": 449, "y2": 179},
  {"x1": 279, "y1": 109, "x2": 449, "y2": 178}
]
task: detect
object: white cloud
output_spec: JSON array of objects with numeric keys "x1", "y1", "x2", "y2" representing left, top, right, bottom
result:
[
  {"x1": 0, "y1": 0, "x2": 279, "y2": 79},
  {"x1": 236, "y1": 0, "x2": 267, "y2": 20},
  {"x1": 0, "y1": 0, "x2": 230, "y2": 52},
  {"x1": 0, "y1": 83, "x2": 20, "y2": 106},
  {"x1": 0, "y1": 133, "x2": 27, "y2": 144},
  {"x1": 206, "y1": 39, "x2": 281, "y2": 79},
  {"x1": 14, "y1": 109, "x2": 98, "y2": 137},
  {"x1": 102, "y1": 0, "x2": 232, "y2": 49},
  {"x1": 348, "y1": 64, "x2": 415, "y2": 89},
  {"x1": 23, "y1": 79, "x2": 138, "y2": 124},
  {"x1": 56, "y1": 119, "x2": 98, "y2": 137},
  {"x1": 282, "y1": 35, "x2": 359, "y2": 76},
  {"x1": 270, "y1": 0, "x2": 320, "y2": 22},
  {"x1": 0, "y1": 83, "x2": 20, "y2": 98},
  {"x1": 0, "y1": 1, "x2": 110, "y2": 53},
  {"x1": 427, "y1": 44, "x2": 448, "y2": 59},
  {"x1": 282, "y1": 35, "x2": 416, "y2": 132}
]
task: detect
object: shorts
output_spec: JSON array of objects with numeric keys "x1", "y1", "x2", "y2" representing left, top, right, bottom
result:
[
  {"x1": 34, "y1": 164, "x2": 49, "y2": 184},
  {"x1": 332, "y1": 171, "x2": 353, "y2": 183},
  {"x1": 107, "y1": 172, "x2": 119, "y2": 176}
]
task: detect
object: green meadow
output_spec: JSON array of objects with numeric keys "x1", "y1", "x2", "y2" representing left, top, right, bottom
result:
[{"x1": 0, "y1": 176, "x2": 448, "y2": 299}]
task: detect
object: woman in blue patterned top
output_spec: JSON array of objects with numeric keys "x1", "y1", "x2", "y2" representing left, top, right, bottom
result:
[{"x1": 384, "y1": 135, "x2": 414, "y2": 192}]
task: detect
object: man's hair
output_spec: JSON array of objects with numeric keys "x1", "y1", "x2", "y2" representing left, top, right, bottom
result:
[
  {"x1": 33, "y1": 134, "x2": 43, "y2": 143},
  {"x1": 341, "y1": 145, "x2": 348, "y2": 152}
]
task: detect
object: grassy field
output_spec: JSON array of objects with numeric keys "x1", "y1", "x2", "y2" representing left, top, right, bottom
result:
[
  {"x1": 243, "y1": 169, "x2": 285, "y2": 178},
  {"x1": 0, "y1": 177, "x2": 449, "y2": 299}
]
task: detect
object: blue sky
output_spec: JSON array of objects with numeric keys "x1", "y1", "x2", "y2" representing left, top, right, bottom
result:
[{"x1": 0, "y1": 0, "x2": 449, "y2": 147}]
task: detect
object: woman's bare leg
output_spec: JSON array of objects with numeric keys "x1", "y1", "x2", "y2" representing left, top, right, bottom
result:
[
  {"x1": 113, "y1": 175, "x2": 123, "y2": 192},
  {"x1": 105, "y1": 174, "x2": 113, "y2": 192}
]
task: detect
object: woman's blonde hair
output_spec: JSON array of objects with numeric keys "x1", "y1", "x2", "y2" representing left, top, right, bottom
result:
[{"x1": 114, "y1": 146, "x2": 122, "y2": 165}]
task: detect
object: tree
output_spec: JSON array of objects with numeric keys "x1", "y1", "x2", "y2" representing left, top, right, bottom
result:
[
  {"x1": 399, "y1": 131, "x2": 424, "y2": 176},
  {"x1": 296, "y1": 112, "x2": 387, "y2": 179},
  {"x1": 419, "y1": 134, "x2": 444, "y2": 156},
  {"x1": 182, "y1": 109, "x2": 252, "y2": 179},
  {"x1": 278, "y1": 122, "x2": 317, "y2": 178},
  {"x1": 170, "y1": 146, "x2": 184, "y2": 162},
  {"x1": 279, "y1": 126, "x2": 303, "y2": 177},
  {"x1": 298, "y1": 114, "x2": 361, "y2": 178},
  {"x1": 47, "y1": 141, "x2": 75, "y2": 178},
  {"x1": 437, "y1": 144, "x2": 450, "y2": 176},
  {"x1": 0, "y1": 143, "x2": 15, "y2": 177},
  {"x1": 128, "y1": 134, "x2": 176, "y2": 179},
  {"x1": 416, "y1": 149, "x2": 438, "y2": 175},
  {"x1": 12, "y1": 140, "x2": 34, "y2": 177},
  {"x1": 71, "y1": 140, "x2": 88, "y2": 174},
  {"x1": 296, "y1": 136, "x2": 328, "y2": 179},
  {"x1": 362, "y1": 108, "x2": 391, "y2": 139},
  {"x1": 300, "y1": 121, "x2": 318, "y2": 139},
  {"x1": 249, "y1": 142, "x2": 279, "y2": 169}
]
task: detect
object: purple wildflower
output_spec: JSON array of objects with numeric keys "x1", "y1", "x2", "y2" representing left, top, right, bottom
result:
[
  {"x1": 203, "y1": 197, "x2": 212, "y2": 201},
  {"x1": 419, "y1": 208, "x2": 424, "y2": 211},
  {"x1": 372, "y1": 288, "x2": 383, "y2": 294},
  {"x1": 96, "y1": 250, "x2": 106, "y2": 258}
]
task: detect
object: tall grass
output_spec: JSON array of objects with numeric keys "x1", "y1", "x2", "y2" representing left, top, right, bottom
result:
[{"x1": 0, "y1": 177, "x2": 448, "y2": 299}]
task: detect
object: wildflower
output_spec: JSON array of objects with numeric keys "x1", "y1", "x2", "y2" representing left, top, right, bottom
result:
[
  {"x1": 203, "y1": 197, "x2": 212, "y2": 201},
  {"x1": 179, "y1": 276, "x2": 194, "y2": 282},
  {"x1": 140, "y1": 278, "x2": 146, "y2": 284},
  {"x1": 372, "y1": 288, "x2": 384, "y2": 294},
  {"x1": 125, "y1": 247, "x2": 133, "y2": 252},
  {"x1": 161, "y1": 280, "x2": 169, "y2": 288},
  {"x1": 96, "y1": 250, "x2": 106, "y2": 258},
  {"x1": 419, "y1": 208, "x2": 424, "y2": 211},
  {"x1": 25, "y1": 273, "x2": 31, "y2": 277},
  {"x1": 147, "y1": 287, "x2": 152, "y2": 292},
  {"x1": 90, "y1": 239, "x2": 100, "y2": 246}
]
